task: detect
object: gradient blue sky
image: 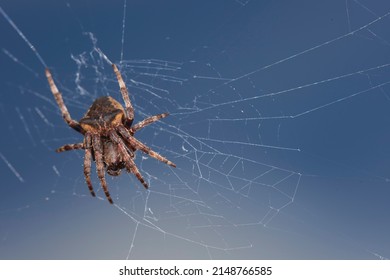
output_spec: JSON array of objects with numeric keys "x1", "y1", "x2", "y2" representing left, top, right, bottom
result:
[{"x1": 0, "y1": 0, "x2": 390, "y2": 259}]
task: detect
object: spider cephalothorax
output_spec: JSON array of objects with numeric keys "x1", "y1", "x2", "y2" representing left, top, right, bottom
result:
[{"x1": 45, "y1": 64, "x2": 176, "y2": 204}]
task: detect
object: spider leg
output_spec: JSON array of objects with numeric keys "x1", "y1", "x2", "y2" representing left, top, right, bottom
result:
[
  {"x1": 117, "y1": 125, "x2": 176, "y2": 168},
  {"x1": 91, "y1": 134, "x2": 114, "y2": 204},
  {"x1": 56, "y1": 142, "x2": 84, "y2": 153},
  {"x1": 130, "y1": 113, "x2": 169, "y2": 134},
  {"x1": 45, "y1": 69, "x2": 84, "y2": 134},
  {"x1": 112, "y1": 64, "x2": 134, "y2": 128},
  {"x1": 109, "y1": 130, "x2": 149, "y2": 189},
  {"x1": 83, "y1": 134, "x2": 96, "y2": 197}
]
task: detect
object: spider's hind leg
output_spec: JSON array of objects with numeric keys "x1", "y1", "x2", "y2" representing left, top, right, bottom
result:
[
  {"x1": 91, "y1": 134, "x2": 114, "y2": 204},
  {"x1": 56, "y1": 142, "x2": 84, "y2": 153}
]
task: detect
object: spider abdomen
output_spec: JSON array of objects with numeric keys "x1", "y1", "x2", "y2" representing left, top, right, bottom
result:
[{"x1": 79, "y1": 96, "x2": 125, "y2": 133}]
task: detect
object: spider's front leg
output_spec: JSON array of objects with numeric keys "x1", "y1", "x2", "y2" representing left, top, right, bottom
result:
[
  {"x1": 109, "y1": 130, "x2": 149, "y2": 189},
  {"x1": 45, "y1": 69, "x2": 85, "y2": 134},
  {"x1": 91, "y1": 134, "x2": 114, "y2": 204},
  {"x1": 83, "y1": 134, "x2": 96, "y2": 198},
  {"x1": 112, "y1": 64, "x2": 134, "y2": 128},
  {"x1": 117, "y1": 125, "x2": 176, "y2": 167}
]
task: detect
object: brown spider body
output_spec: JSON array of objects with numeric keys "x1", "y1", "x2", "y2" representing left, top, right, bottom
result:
[
  {"x1": 80, "y1": 96, "x2": 130, "y2": 177},
  {"x1": 45, "y1": 64, "x2": 176, "y2": 204},
  {"x1": 80, "y1": 96, "x2": 125, "y2": 133}
]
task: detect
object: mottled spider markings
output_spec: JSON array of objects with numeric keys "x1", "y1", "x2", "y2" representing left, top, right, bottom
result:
[{"x1": 45, "y1": 64, "x2": 176, "y2": 204}]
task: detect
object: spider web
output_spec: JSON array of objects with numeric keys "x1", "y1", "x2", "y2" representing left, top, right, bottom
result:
[{"x1": 0, "y1": 0, "x2": 390, "y2": 259}]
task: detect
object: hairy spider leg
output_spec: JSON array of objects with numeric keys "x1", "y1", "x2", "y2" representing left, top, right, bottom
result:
[
  {"x1": 45, "y1": 68, "x2": 84, "y2": 134},
  {"x1": 83, "y1": 134, "x2": 96, "y2": 197},
  {"x1": 117, "y1": 125, "x2": 176, "y2": 168},
  {"x1": 112, "y1": 64, "x2": 134, "y2": 128},
  {"x1": 92, "y1": 134, "x2": 114, "y2": 204},
  {"x1": 109, "y1": 130, "x2": 149, "y2": 189},
  {"x1": 56, "y1": 142, "x2": 84, "y2": 153},
  {"x1": 130, "y1": 113, "x2": 170, "y2": 134}
]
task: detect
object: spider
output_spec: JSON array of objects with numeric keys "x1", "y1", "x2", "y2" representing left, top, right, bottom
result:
[{"x1": 45, "y1": 64, "x2": 176, "y2": 204}]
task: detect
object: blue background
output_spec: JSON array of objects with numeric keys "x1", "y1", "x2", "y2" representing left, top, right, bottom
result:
[{"x1": 0, "y1": 0, "x2": 390, "y2": 259}]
